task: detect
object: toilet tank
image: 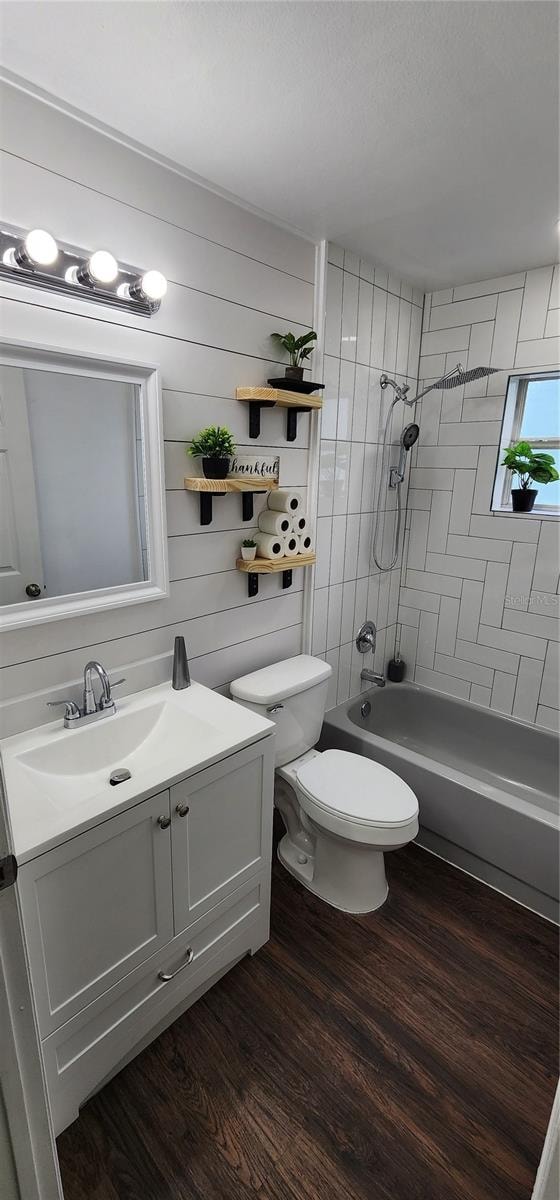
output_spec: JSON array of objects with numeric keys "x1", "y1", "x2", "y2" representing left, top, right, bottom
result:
[{"x1": 230, "y1": 655, "x2": 332, "y2": 767}]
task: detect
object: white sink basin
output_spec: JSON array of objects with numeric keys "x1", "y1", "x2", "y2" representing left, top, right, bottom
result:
[
  {"x1": 19, "y1": 702, "x2": 172, "y2": 777},
  {"x1": 1, "y1": 681, "x2": 274, "y2": 862}
]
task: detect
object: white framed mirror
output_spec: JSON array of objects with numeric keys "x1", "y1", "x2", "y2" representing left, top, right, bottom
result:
[{"x1": 0, "y1": 339, "x2": 168, "y2": 630}]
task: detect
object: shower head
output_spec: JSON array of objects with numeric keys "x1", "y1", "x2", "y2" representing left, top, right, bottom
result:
[
  {"x1": 438, "y1": 365, "x2": 500, "y2": 389},
  {"x1": 401, "y1": 422, "x2": 419, "y2": 449},
  {"x1": 393, "y1": 422, "x2": 420, "y2": 484},
  {"x1": 408, "y1": 363, "x2": 501, "y2": 405}
]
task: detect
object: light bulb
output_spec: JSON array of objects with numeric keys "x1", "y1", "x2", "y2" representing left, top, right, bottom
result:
[
  {"x1": 87, "y1": 250, "x2": 118, "y2": 284},
  {"x1": 24, "y1": 228, "x2": 58, "y2": 266},
  {"x1": 140, "y1": 270, "x2": 167, "y2": 301}
]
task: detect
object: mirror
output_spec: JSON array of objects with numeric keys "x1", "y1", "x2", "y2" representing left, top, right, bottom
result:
[{"x1": 0, "y1": 341, "x2": 168, "y2": 630}]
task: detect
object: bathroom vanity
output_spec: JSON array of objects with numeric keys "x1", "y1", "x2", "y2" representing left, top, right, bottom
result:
[{"x1": 1, "y1": 682, "x2": 275, "y2": 1134}]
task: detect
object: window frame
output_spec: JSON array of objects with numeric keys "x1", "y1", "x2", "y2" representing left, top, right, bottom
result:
[{"x1": 492, "y1": 370, "x2": 560, "y2": 517}]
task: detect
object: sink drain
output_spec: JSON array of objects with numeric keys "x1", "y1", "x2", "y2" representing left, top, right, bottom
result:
[{"x1": 109, "y1": 768, "x2": 131, "y2": 786}]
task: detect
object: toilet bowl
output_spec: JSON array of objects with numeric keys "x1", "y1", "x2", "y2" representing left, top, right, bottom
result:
[{"x1": 230, "y1": 655, "x2": 419, "y2": 913}]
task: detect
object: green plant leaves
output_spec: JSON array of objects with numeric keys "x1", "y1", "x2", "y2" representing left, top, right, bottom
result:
[
  {"x1": 187, "y1": 425, "x2": 236, "y2": 458},
  {"x1": 270, "y1": 328, "x2": 317, "y2": 367},
  {"x1": 500, "y1": 440, "x2": 559, "y2": 487}
]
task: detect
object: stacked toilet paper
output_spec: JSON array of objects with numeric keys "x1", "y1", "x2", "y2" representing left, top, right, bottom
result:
[{"x1": 256, "y1": 490, "x2": 314, "y2": 559}]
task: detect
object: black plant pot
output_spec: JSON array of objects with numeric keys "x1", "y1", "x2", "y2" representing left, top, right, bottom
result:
[
  {"x1": 202, "y1": 456, "x2": 229, "y2": 479},
  {"x1": 511, "y1": 488, "x2": 537, "y2": 513},
  {"x1": 285, "y1": 366, "x2": 304, "y2": 381}
]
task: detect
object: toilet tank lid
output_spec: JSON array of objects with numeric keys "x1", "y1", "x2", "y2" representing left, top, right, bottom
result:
[{"x1": 230, "y1": 655, "x2": 332, "y2": 704}]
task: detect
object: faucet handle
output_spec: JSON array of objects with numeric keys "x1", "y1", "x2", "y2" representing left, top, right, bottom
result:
[
  {"x1": 47, "y1": 699, "x2": 80, "y2": 722},
  {"x1": 356, "y1": 621, "x2": 377, "y2": 655},
  {"x1": 99, "y1": 677, "x2": 126, "y2": 709}
]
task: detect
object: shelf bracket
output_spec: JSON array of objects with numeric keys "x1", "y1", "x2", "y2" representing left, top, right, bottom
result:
[
  {"x1": 286, "y1": 407, "x2": 308, "y2": 442},
  {"x1": 198, "y1": 491, "x2": 226, "y2": 526},
  {"x1": 242, "y1": 492, "x2": 255, "y2": 522},
  {"x1": 242, "y1": 489, "x2": 268, "y2": 521},
  {"x1": 248, "y1": 400, "x2": 275, "y2": 439},
  {"x1": 247, "y1": 572, "x2": 259, "y2": 598},
  {"x1": 199, "y1": 492, "x2": 214, "y2": 526},
  {"x1": 282, "y1": 569, "x2": 293, "y2": 589}
]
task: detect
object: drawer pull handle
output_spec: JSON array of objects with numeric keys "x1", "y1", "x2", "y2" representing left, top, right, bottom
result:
[
  {"x1": 175, "y1": 803, "x2": 189, "y2": 817},
  {"x1": 157, "y1": 814, "x2": 171, "y2": 829},
  {"x1": 158, "y1": 948, "x2": 194, "y2": 982}
]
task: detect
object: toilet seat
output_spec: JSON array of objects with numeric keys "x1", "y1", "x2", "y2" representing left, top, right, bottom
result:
[{"x1": 296, "y1": 749, "x2": 419, "y2": 846}]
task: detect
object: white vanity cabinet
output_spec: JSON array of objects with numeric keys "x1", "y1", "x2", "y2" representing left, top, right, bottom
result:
[
  {"x1": 18, "y1": 789, "x2": 174, "y2": 1037},
  {"x1": 16, "y1": 735, "x2": 274, "y2": 1134},
  {"x1": 171, "y1": 740, "x2": 271, "y2": 931}
]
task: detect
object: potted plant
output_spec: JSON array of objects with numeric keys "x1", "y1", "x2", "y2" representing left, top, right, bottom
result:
[
  {"x1": 501, "y1": 440, "x2": 559, "y2": 512},
  {"x1": 240, "y1": 537, "x2": 257, "y2": 562},
  {"x1": 271, "y1": 329, "x2": 317, "y2": 381},
  {"x1": 188, "y1": 426, "x2": 236, "y2": 479}
]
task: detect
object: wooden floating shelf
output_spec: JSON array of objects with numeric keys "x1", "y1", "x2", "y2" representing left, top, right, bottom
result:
[
  {"x1": 236, "y1": 387, "x2": 323, "y2": 441},
  {"x1": 184, "y1": 476, "x2": 278, "y2": 526},
  {"x1": 236, "y1": 552, "x2": 315, "y2": 597}
]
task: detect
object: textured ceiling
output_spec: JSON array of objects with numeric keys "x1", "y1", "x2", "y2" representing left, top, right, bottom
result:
[{"x1": 1, "y1": 0, "x2": 558, "y2": 288}]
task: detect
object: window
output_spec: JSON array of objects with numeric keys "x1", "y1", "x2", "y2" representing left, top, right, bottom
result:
[{"x1": 493, "y1": 372, "x2": 560, "y2": 514}]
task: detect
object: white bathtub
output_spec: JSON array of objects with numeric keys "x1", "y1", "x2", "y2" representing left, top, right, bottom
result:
[{"x1": 320, "y1": 682, "x2": 559, "y2": 923}]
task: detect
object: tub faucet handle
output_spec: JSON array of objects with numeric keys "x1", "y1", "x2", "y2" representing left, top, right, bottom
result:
[{"x1": 356, "y1": 621, "x2": 377, "y2": 655}]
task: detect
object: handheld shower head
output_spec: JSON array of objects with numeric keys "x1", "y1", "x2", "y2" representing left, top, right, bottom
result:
[
  {"x1": 401, "y1": 422, "x2": 420, "y2": 450},
  {"x1": 394, "y1": 422, "x2": 419, "y2": 481}
]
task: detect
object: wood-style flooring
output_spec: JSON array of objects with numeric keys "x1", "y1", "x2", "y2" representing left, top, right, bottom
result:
[{"x1": 57, "y1": 842, "x2": 558, "y2": 1200}]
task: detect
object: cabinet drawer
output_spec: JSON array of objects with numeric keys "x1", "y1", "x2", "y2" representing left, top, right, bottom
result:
[
  {"x1": 171, "y1": 738, "x2": 274, "y2": 934},
  {"x1": 18, "y1": 790, "x2": 173, "y2": 1037},
  {"x1": 42, "y1": 871, "x2": 270, "y2": 1135}
]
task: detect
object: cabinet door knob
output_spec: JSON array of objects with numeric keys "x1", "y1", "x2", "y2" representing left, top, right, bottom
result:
[
  {"x1": 157, "y1": 814, "x2": 171, "y2": 829},
  {"x1": 175, "y1": 803, "x2": 189, "y2": 817}
]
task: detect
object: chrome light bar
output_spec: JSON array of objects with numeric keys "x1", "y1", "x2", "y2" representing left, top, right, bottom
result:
[{"x1": 0, "y1": 222, "x2": 167, "y2": 317}]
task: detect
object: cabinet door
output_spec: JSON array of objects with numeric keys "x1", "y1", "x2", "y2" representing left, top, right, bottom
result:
[
  {"x1": 171, "y1": 738, "x2": 274, "y2": 934},
  {"x1": 18, "y1": 790, "x2": 173, "y2": 1037}
]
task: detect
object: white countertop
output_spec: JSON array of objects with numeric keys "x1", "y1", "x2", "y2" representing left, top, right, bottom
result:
[{"x1": 1, "y1": 681, "x2": 274, "y2": 864}]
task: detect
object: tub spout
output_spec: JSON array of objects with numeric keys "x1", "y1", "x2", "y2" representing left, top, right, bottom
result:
[{"x1": 360, "y1": 669, "x2": 386, "y2": 687}]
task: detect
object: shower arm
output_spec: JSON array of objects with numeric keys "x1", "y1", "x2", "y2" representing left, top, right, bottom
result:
[{"x1": 406, "y1": 362, "x2": 464, "y2": 406}]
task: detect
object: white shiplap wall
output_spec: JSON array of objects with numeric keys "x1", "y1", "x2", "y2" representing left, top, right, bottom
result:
[
  {"x1": 312, "y1": 244, "x2": 423, "y2": 707},
  {"x1": 398, "y1": 265, "x2": 560, "y2": 730},
  {"x1": 0, "y1": 85, "x2": 317, "y2": 736}
]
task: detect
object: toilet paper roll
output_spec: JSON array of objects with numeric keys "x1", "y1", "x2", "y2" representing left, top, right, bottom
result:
[
  {"x1": 283, "y1": 533, "x2": 299, "y2": 558},
  {"x1": 293, "y1": 513, "x2": 308, "y2": 534},
  {"x1": 298, "y1": 533, "x2": 313, "y2": 554},
  {"x1": 267, "y1": 488, "x2": 302, "y2": 515},
  {"x1": 258, "y1": 509, "x2": 292, "y2": 537},
  {"x1": 255, "y1": 532, "x2": 285, "y2": 559}
]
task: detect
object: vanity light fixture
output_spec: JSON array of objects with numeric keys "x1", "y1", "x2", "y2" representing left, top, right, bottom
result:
[
  {"x1": 119, "y1": 268, "x2": 168, "y2": 304},
  {"x1": 81, "y1": 249, "x2": 119, "y2": 285},
  {"x1": 3, "y1": 227, "x2": 59, "y2": 269},
  {"x1": 0, "y1": 221, "x2": 167, "y2": 316}
]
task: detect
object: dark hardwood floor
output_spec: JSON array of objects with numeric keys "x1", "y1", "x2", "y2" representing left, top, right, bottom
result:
[{"x1": 57, "y1": 841, "x2": 558, "y2": 1200}]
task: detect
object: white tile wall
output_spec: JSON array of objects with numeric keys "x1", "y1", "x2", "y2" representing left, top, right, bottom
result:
[
  {"x1": 0, "y1": 85, "x2": 316, "y2": 736},
  {"x1": 314, "y1": 245, "x2": 423, "y2": 707},
  {"x1": 399, "y1": 265, "x2": 560, "y2": 727}
]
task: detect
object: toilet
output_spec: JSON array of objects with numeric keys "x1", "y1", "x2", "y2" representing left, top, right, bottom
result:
[{"x1": 230, "y1": 655, "x2": 419, "y2": 913}]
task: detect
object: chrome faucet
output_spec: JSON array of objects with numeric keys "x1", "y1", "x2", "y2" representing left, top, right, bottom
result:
[
  {"x1": 83, "y1": 661, "x2": 113, "y2": 715},
  {"x1": 360, "y1": 666, "x2": 386, "y2": 688},
  {"x1": 47, "y1": 661, "x2": 125, "y2": 728},
  {"x1": 356, "y1": 620, "x2": 386, "y2": 688}
]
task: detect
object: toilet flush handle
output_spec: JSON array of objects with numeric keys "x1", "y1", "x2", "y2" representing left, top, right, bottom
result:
[{"x1": 266, "y1": 703, "x2": 284, "y2": 714}]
